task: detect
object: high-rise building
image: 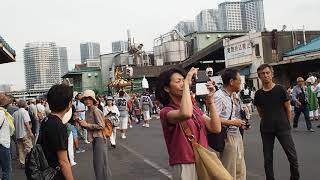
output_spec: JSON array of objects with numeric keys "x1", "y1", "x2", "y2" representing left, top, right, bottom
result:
[
  {"x1": 112, "y1": 41, "x2": 128, "y2": 53},
  {"x1": 80, "y1": 42, "x2": 101, "y2": 64},
  {"x1": 218, "y1": 0, "x2": 265, "y2": 31},
  {"x1": 57, "y1": 47, "x2": 68, "y2": 76},
  {"x1": 195, "y1": 9, "x2": 219, "y2": 32},
  {"x1": 218, "y1": 1, "x2": 243, "y2": 31},
  {"x1": 24, "y1": 42, "x2": 60, "y2": 90},
  {"x1": 175, "y1": 21, "x2": 195, "y2": 35},
  {"x1": 241, "y1": 0, "x2": 265, "y2": 31}
]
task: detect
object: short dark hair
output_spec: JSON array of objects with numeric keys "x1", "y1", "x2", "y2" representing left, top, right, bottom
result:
[
  {"x1": 257, "y1": 63, "x2": 273, "y2": 73},
  {"x1": 155, "y1": 68, "x2": 186, "y2": 106},
  {"x1": 47, "y1": 84, "x2": 73, "y2": 113},
  {"x1": 119, "y1": 90, "x2": 125, "y2": 97},
  {"x1": 221, "y1": 69, "x2": 240, "y2": 85}
]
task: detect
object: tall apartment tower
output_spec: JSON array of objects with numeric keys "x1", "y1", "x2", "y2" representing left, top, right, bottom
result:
[
  {"x1": 112, "y1": 41, "x2": 128, "y2": 53},
  {"x1": 195, "y1": 9, "x2": 219, "y2": 32},
  {"x1": 218, "y1": 1, "x2": 243, "y2": 31},
  {"x1": 80, "y1": 42, "x2": 101, "y2": 64},
  {"x1": 24, "y1": 42, "x2": 60, "y2": 90},
  {"x1": 57, "y1": 47, "x2": 68, "y2": 76},
  {"x1": 218, "y1": 0, "x2": 265, "y2": 31},
  {"x1": 175, "y1": 21, "x2": 195, "y2": 35},
  {"x1": 242, "y1": 0, "x2": 265, "y2": 31}
]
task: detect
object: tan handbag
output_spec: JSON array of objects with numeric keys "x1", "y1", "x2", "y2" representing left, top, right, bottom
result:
[
  {"x1": 180, "y1": 121, "x2": 232, "y2": 180},
  {"x1": 102, "y1": 118, "x2": 113, "y2": 138}
]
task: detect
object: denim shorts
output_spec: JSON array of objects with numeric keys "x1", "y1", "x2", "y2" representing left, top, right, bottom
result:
[{"x1": 71, "y1": 125, "x2": 78, "y2": 139}]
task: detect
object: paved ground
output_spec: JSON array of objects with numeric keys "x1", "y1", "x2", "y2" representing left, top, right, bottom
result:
[{"x1": 9, "y1": 112, "x2": 320, "y2": 180}]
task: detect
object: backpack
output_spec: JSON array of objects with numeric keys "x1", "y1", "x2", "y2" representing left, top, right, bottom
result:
[
  {"x1": 25, "y1": 120, "x2": 60, "y2": 180},
  {"x1": 106, "y1": 111, "x2": 120, "y2": 127},
  {"x1": 25, "y1": 144, "x2": 60, "y2": 180}
]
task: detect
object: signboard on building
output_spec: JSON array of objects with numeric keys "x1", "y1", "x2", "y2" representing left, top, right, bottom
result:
[{"x1": 224, "y1": 41, "x2": 252, "y2": 60}]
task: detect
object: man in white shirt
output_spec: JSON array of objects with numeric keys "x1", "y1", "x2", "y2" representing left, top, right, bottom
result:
[
  {"x1": 0, "y1": 93, "x2": 13, "y2": 180},
  {"x1": 213, "y1": 69, "x2": 246, "y2": 180},
  {"x1": 13, "y1": 100, "x2": 33, "y2": 167},
  {"x1": 140, "y1": 92, "x2": 153, "y2": 128},
  {"x1": 74, "y1": 93, "x2": 90, "y2": 144}
]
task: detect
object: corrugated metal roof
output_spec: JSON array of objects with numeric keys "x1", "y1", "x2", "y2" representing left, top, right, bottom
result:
[{"x1": 284, "y1": 36, "x2": 320, "y2": 56}]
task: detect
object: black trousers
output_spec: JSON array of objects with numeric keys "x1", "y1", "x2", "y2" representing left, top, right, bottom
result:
[{"x1": 261, "y1": 131, "x2": 300, "y2": 180}]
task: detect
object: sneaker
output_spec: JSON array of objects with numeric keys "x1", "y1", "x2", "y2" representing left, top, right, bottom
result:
[
  {"x1": 129, "y1": 125, "x2": 133, "y2": 128},
  {"x1": 145, "y1": 124, "x2": 150, "y2": 128},
  {"x1": 111, "y1": 144, "x2": 116, "y2": 148},
  {"x1": 135, "y1": 119, "x2": 139, "y2": 123},
  {"x1": 142, "y1": 124, "x2": 146, "y2": 127},
  {"x1": 84, "y1": 140, "x2": 90, "y2": 144},
  {"x1": 121, "y1": 134, "x2": 127, "y2": 139},
  {"x1": 308, "y1": 128, "x2": 315, "y2": 132},
  {"x1": 317, "y1": 124, "x2": 320, "y2": 128},
  {"x1": 71, "y1": 162, "x2": 77, "y2": 166},
  {"x1": 76, "y1": 148, "x2": 86, "y2": 153}
]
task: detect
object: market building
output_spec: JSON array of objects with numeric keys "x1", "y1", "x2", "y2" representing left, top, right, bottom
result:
[
  {"x1": 271, "y1": 36, "x2": 320, "y2": 86},
  {"x1": 223, "y1": 30, "x2": 320, "y2": 88},
  {"x1": 62, "y1": 66, "x2": 103, "y2": 94}
]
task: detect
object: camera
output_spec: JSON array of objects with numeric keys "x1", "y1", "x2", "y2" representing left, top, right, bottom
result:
[
  {"x1": 191, "y1": 75, "x2": 209, "y2": 96},
  {"x1": 240, "y1": 109, "x2": 251, "y2": 128}
]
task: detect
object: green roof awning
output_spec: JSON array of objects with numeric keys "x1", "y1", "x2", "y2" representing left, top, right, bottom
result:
[
  {"x1": 284, "y1": 36, "x2": 320, "y2": 57},
  {"x1": 62, "y1": 71, "x2": 82, "y2": 78}
]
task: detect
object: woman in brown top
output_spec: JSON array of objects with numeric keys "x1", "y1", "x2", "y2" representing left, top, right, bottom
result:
[{"x1": 79, "y1": 90, "x2": 111, "y2": 180}]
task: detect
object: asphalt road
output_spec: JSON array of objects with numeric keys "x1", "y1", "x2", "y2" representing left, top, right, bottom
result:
[{"x1": 10, "y1": 112, "x2": 320, "y2": 180}]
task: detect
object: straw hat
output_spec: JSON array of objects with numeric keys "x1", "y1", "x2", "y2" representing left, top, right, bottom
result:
[
  {"x1": 82, "y1": 90, "x2": 98, "y2": 104},
  {"x1": 0, "y1": 93, "x2": 12, "y2": 107}
]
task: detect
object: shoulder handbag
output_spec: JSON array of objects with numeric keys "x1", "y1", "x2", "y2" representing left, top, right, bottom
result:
[
  {"x1": 180, "y1": 121, "x2": 232, "y2": 180},
  {"x1": 207, "y1": 98, "x2": 233, "y2": 152},
  {"x1": 25, "y1": 120, "x2": 60, "y2": 180},
  {"x1": 102, "y1": 118, "x2": 113, "y2": 138},
  {"x1": 95, "y1": 108, "x2": 112, "y2": 138}
]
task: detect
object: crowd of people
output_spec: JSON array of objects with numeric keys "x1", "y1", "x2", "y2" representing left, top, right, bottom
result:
[
  {"x1": 287, "y1": 74, "x2": 320, "y2": 130},
  {"x1": 156, "y1": 64, "x2": 317, "y2": 180},
  {"x1": 0, "y1": 64, "x2": 319, "y2": 180},
  {"x1": 0, "y1": 85, "x2": 158, "y2": 180}
]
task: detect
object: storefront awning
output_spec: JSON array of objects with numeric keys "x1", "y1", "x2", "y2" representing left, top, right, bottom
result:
[{"x1": 216, "y1": 65, "x2": 251, "y2": 76}]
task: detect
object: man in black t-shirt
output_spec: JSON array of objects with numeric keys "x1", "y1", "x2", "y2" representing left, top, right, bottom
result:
[
  {"x1": 39, "y1": 84, "x2": 74, "y2": 180},
  {"x1": 254, "y1": 64, "x2": 299, "y2": 180}
]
